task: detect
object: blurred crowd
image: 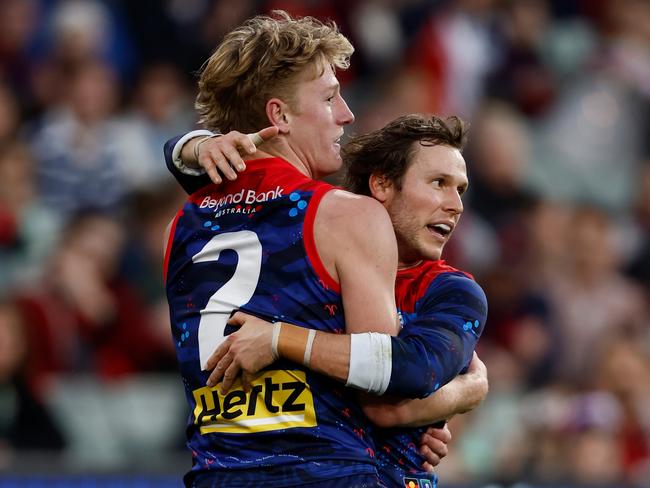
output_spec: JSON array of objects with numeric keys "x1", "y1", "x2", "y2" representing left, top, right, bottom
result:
[{"x1": 1, "y1": 0, "x2": 649, "y2": 485}]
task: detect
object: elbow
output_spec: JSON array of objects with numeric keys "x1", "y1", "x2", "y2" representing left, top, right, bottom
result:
[
  {"x1": 474, "y1": 374, "x2": 490, "y2": 409},
  {"x1": 460, "y1": 373, "x2": 490, "y2": 414},
  {"x1": 163, "y1": 140, "x2": 175, "y2": 163}
]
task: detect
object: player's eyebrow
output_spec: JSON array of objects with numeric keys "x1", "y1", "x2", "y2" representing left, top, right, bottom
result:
[{"x1": 325, "y1": 81, "x2": 340, "y2": 95}]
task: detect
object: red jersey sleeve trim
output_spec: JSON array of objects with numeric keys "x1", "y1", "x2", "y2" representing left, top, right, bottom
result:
[
  {"x1": 303, "y1": 185, "x2": 341, "y2": 294},
  {"x1": 162, "y1": 209, "x2": 183, "y2": 284}
]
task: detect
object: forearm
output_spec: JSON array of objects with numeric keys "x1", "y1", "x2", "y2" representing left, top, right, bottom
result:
[
  {"x1": 276, "y1": 323, "x2": 390, "y2": 391},
  {"x1": 398, "y1": 371, "x2": 487, "y2": 427},
  {"x1": 307, "y1": 332, "x2": 350, "y2": 382},
  {"x1": 362, "y1": 370, "x2": 488, "y2": 429},
  {"x1": 274, "y1": 322, "x2": 351, "y2": 382},
  {"x1": 277, "y1": 323, "x2": 472, "y2": 401}
]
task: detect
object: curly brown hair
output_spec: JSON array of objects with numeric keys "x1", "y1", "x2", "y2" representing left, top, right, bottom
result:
[
  {"x1": 195, "y1": 10, "x2": 353, "y2": 133},
  {"x1": 342, "y1": 114, "x2": 469, "y2": 196}
]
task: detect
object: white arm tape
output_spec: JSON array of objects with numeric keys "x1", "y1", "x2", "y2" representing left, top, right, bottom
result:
[
  {"x1": 346, "y1": 332, "x2": 392, "y2": 395},
  {"x1": 303, "y1": 329, "x2": 316, "y2": 367},
  {"x1": 172, "y1": 129, "x2": 215, "y2": 175},
  {"x1": 271, "y1": 322, "x2": 281, "y2": 361}
]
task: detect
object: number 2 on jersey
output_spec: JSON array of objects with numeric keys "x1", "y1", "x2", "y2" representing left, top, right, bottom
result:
[{"x1": 192, "y1": 231, "x2": 262, "y2": 369}]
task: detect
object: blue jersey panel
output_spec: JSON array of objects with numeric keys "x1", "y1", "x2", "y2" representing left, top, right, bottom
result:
[{"x1": 377, "y1": 264, "x2": 487, "y2": 487}]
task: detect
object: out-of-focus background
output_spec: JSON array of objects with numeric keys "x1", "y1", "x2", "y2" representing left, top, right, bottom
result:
[{"x1": 1, "y1": 0, "x2": 649, "y2": 486}]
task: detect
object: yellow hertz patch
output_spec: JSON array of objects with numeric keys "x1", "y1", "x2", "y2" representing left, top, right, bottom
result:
[{"x1": 192, "y1": 370, "x2": 317, "y2": 434}]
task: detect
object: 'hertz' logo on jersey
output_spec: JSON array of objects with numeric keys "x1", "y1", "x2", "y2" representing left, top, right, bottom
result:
[{"x1": 192, "y1": 370, "x2": 317, "y2": 434}]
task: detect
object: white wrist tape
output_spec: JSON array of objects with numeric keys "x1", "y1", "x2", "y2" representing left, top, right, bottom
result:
[
  {"x1": 271, "y1": 322, "x2": 282, "y2": 361},
  {"x1": 172, "y1": 130, "x2": 215, "y2": 175},
  {"x1": 346, "y1": 332, "x2": 392, "y2": 395},
  {"x1": 303, "y1": 329, "x2": 316, "y2": 367}
]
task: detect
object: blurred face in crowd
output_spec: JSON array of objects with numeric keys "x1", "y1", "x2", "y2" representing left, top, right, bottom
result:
[
  {"x1": 137, "y1": 64, "x2": 187, "y2": 124},
  {"x1": 281, "y1": 61, "x2": 355, "y2": 179},
  {"x1": 374, "y1": 143, "x2": 468, "y2": 266},
  {"x1": 65, "y1": 214, "x2": 126, "y2": 279},
  {"x1": 69, "y1": 62, "x2": 117, "y2": 124},
  {"x1": 0, "y1": 84, "x2": 20, "y2": 141},
  {"x1": 0, "y1": 304, "x2": 26, "y2": 382}
]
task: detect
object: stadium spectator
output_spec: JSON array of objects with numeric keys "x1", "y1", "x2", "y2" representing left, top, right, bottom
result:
[
  {"x1": 15, "y1": 212, "x2": 171, "y2": 389},
  {"x1": 0, "y1": 300, "x2": 65, "y2": 456}
]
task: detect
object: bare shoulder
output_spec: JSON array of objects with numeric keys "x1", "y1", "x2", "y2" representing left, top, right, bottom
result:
[
  {"x1": 316, "y1": 189, "x2": 396, "y2": 260},
  {"x1": 318, "y1": 189, "x2": 392, "y2": 231}
]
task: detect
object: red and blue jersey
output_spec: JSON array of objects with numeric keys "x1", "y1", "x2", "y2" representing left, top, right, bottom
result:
[
  {"x1": 378, "y1": 260, "x2": 488, "y2": 487},
  {"x1": 164, "y1": 156, "x2": 378, "y2": 486}
]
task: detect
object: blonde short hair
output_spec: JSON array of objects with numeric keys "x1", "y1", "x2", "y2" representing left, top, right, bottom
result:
[{"x1": 196, "y1": 10, "x2": 353, "y2": 133}]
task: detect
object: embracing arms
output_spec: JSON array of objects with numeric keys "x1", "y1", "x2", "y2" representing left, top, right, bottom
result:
[
  {"x1": 164, "y1": 131, "x2": 487, "y2": 429},
  {"x1": 213, "y1": 272, "x2": 489, "y2": 428}
]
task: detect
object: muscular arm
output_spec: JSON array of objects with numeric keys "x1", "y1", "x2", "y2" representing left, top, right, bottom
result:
[
  {"x1": 360, "y1": 352, "x2": 488, "y2": 428},
  {"x1": 208, "y1": 191, "x2": 401, "y2": 393},
  {"x1": 220, "y1": 273, "x2": 488, "y2": 427},
  {"x1": 315, "y1": 189, "x2": 400, "y2": 337},
  {"x1": 295, "y1": 273, "x2": 486, "y2": 394},
  {"x1": 270, "y1": 190, "x2": 400, "y2": 385}
]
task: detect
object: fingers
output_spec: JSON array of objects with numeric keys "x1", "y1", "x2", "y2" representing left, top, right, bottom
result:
[
  {"x1": 241, "y1": 370, "x2": 255, "y2": 393},
  {"x1": 206, "y1": 348, "x2": 234, "y2": 388},
  {"x1": 421, "y1": 461, "x2": 435, "y2": 473},
  {"x1": 205, "y1": 338, "x2": 231, "y2": 374},
  {"x1": 419, "y1": 436, "x2": 448, "y2": 467},
  {"x1": 194, "y1": 131, "x2": 248, "y2": 183},
  {"x1": 419, "y1": 442, "x2": 444, "y2": 468},
  {"x1": 247, "y1": 132, "x2": 264, "y2": 149},
  {"x1": 202, "y1": 161, "x2": 223, "y2": 185},
  {"x1": 220, "y1": 358, "x2": 242, "y2": 394},
  {"x1": 193, "y1": 127, "x2": 279, "y2": 185},
  {"x1": 218, "y1": 146, "x2": 244, "y2": 180},
  {"x1": 205, "y1": 335, "x2": 235, "y2": 387},
  {"x1": 425, "y1": 424, "x2": 452, "y2": 444},
  {"x1": 227, "y1": 311, "x2": 248, "y2": 326},
  {"x1": 250, "y1": 126, "x2": 279, "y2": 146},
  {"x1": 419, "y1": 424, "x2": 451, "y2": 469},
  {"x1": 198, "y1": 145, "x2": 242, "y2": 182}
]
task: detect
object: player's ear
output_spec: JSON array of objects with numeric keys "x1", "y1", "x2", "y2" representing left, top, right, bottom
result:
[
  {"x1": 266, "y1": 98, "x2": 290, "y2": 134},
  {"x1": 369, "y1": 172, "x2": 394, "y2": 203}
]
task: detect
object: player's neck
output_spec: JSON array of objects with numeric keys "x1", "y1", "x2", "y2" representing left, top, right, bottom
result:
[
  {"x1": 397, "y1": 259, "x2": 424, "y2": 270},
  {"x1": 250, "y1": 140, "x2": 314, "y2": 179}
]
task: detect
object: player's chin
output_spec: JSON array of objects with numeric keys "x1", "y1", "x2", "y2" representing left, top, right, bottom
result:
[
  {"x1": 426, "y1": 248, "x2": 443, "y2": 261},
  {"x1": 325, "y1": 150, "x2": 343, "y2": 170},
  {"x1": 421, "y1": 239, "x2": 444, "y2": 261},
  {"x1": 331, "y1": 145, "x2": 342, "y2": 162}
]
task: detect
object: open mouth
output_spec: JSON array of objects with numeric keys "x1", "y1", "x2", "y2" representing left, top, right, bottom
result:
[{"x1": 427, "y1": 223, "x2": 452, "y2": 238}]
